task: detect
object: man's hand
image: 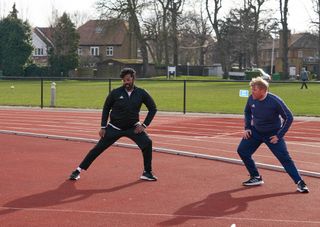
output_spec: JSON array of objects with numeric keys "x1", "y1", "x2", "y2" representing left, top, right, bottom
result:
[
  {"x1": 134, "y1": 124, "x2": 145, "y2": 134},
  {"x1": 243, "y1": 129, "x2": 252, "y2": 139},
  {"x1": 99, "y1": 128, "x2": 106, "y2": 138},
  {"x1": 269, "y1": 135, "x2": 279, "y2": 144}
]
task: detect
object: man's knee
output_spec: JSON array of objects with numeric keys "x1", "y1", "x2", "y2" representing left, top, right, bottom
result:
[
  {"x1": 237, "y1": 143, "x2": 251, "y2": 159},
  {"x1": 145, "y1": 138, "x2": 152, "y2": 148},
  {"x1": 237, "y1": 141, "x2": 245, "y2": 153},
  {"x1": 140, "y1": 137, "x2": 152, "y2": 151},
  {"x1": 275, "y1": 151, "x2": 293, "y2": 164},
  {"x1": 237, "y1": 146, "x2": 245, "y2": 157}
]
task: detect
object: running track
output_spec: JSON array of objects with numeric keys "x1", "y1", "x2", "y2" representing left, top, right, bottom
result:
[{"x1": 0, "y1": 107, "x2": 319, "y2": 226}]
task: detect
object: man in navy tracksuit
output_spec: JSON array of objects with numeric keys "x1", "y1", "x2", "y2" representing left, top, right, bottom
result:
[
  {"x1": 237, "y1": 77, "x2": 309, "y2": 193},
  {"x1": 69, "y1": 68, "x2": 158, "y2": 181}
]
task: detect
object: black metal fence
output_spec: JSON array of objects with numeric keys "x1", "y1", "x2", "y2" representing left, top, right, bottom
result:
[{"x1": 0, "y1": 77, "x2": 319, "y2": 115}]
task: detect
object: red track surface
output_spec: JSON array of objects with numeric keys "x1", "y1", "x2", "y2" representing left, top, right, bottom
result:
[{"x1": 0, "y1": 107, "x2": 319, "y2": 226}]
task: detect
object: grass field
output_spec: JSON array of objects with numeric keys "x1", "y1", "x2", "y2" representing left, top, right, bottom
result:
[{"x1": 0, "y1": 79, "x2": 319, "y2": 116}]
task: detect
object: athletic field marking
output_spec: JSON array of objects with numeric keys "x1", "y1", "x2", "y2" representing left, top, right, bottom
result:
[
  {"x1": 288, "y1": 141, "x2": 320, "y2": 148},
  {"x1": 0, "y1": 206, "x2": 319, "y2": 225},
  {"x1": 1, "y1": 128, "x2": 319, "y2": 159},
  {"x1": 193, "y1": 131, "x2": 243, "y2": 138},
  {"x1": 1, "y1": 129, "x2": 319, "y2": 178}
]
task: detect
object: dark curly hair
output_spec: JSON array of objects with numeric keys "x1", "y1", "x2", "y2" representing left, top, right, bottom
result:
[{"x1": 120, "y1": 68, "x2": 136, "y2": 79}]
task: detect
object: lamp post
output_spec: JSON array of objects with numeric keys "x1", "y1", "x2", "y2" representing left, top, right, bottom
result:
[
  {"x1": 270, "y1": 35, "x2": 275, "y2": 75},
  {"x1": 270, "y1": 30, "x2": 278, "y2": 76}
]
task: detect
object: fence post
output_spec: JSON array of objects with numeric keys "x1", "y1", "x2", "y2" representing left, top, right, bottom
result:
[
  {"x1": 108, "y1": 78, "x2": 111, "y2": 93},
  {"x1": 50, "y1": 82, "x2": 56, "y2": 107},
  {"x1": 183, "y1": 80, "x2": 186, "y2": 114},
  {"x1": 40, "y1": 78, "x2": 43, "y2": 109}
]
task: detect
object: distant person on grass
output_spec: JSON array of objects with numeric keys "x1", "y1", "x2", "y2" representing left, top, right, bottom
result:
[
  {"x1": 300, "y1": 68, "x2": 308, "y2": 89},
  {"x1": 69, "y1": 68, "x2": 158, "y2": 181},
  {"x1": 237, "y1": 77, "x2": 309, "y2": 193}
]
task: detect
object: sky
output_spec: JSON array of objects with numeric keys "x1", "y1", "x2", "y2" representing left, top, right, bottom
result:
[
  {"x1": 0, "y1": 0, "x2": 97, "y2": 27},
  {"x1": 0, "y1": 0, "x2": 316, "y2": 33}
]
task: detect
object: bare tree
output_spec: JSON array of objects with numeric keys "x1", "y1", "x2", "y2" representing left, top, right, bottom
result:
[
  {"x1": 225, "y1": 7, "x2": 253, "y2": 69},
  {"x1": 206, "y1": 0, "x2": 231, "y2": 77},
  {"x1": 96, "y1": 0, "x2": 150, "y2": 76},
  {"x1": 180, "y1": 7, "x2": 212, "y2": 65},
  {"x1": 48, "y1": 6, "x2": 59, "y2": 27},
  {"x1": 168, "y1": 0, "x2": 184, "y2": 66},
  {"x1": 226, "y1": 1, "x2": 276, "y2": 69},
  {"x1": 279, "y1": 0, "x2": 289, "y2": 79},
  {"x1": 247, "y1": 0, "x2": 266, "y2": 67},
  {"x1": 143, "y1": 11, "x2": 163, "y2": 64},
  {"x1": 70, "y1": 10, "x2": 91, "y2": 28},
  {"x1": 143, "y1": 0, "x2": 171, "y2": 65},
  {"x1": 312, "y1": 0, "x2": 320, "y2": 80},
  {"x1": 157, "y1": 0, "x2": 171, "y2": 65}
]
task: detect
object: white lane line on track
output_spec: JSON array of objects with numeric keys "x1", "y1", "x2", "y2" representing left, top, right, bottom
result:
[
  {"x1": 151, "y1": 133, "x2": 320, "y2": 151},
  {"x1": 0, "y1": 127, "x2": 319, "y2": 160},
  {"x1": 0, "y1": 129, "x2": 319, "y2": 178},
  {"x1": 1, "y1": 207, "x2": 319, "y2": 225}
]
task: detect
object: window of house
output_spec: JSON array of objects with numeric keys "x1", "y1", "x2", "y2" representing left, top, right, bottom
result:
[
  {"x1": 95, "y1": 27, "x2": 103, "y2": 33},
  {"x1": 137, "y1": 48, "x2": 142, "y2": 58},
  {"x1": 298, "y1": 50, "x2": 303, "y2": 58},
  {"x1": 106, "y1": 46, "x2": 113, "y2": 56},
  {"x1": 78, "y1": 48, "x2": 82, "y2": 56},
  {"x1": 34, "y1": 48, "x2": 44, "y2": 56},
  {"x1": 90, "y1": 47, "x2": 99, "y2": 56}
]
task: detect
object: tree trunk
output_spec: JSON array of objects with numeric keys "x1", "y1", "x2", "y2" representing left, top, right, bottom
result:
[
  {"x1": 172, "y1": 2, "x2": 178, "y2": 66},
  {"x1": 280, "y1": 0, "x2": 289, "y2": 79},
  {"x1": 128, "y1": 1, "x2": 148, "y2": 76},
  {"x1": 206, "y1": 0, "x2": 229, "y2": 78},
  {"x1": 317, "y1": 0, "x2": 320, "y2": 80}
]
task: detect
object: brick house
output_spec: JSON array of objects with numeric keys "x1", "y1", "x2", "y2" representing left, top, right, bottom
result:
[
  {"x1": 77, "y1": 19, "x2": 140, "y2": 69},
  {"x1": 31, "y1": 27, "x2": 53, "y2": 66},
  {"x1": 259, "y1": 31, "x2": 319, "y2": 77}
]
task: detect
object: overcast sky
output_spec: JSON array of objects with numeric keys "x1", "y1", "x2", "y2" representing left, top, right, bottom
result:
[{"x1": 0, "y1": 0, "x2": 316, "y2": 33}]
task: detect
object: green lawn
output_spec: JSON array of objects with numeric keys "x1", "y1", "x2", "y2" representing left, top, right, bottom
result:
[{"x1": 0, "y1": 79, "x2": 319, "y2": 116}]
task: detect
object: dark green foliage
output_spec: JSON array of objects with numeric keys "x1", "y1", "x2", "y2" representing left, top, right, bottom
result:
[
  {"x1": 0, "y1": 4, "x2": 33, "y2": 76},
  {"x1": 245, "y1": 71, "x2": 260, "y2": 80},
  {"x1": 49, "y1": 13, "x2": 80, "y2": 77},
  {"x1": 24, "y1": 64, "x2": 49, "y2": 77}
]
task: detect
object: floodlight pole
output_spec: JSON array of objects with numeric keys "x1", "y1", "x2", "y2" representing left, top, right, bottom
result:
[{"x1": 270, "y1": 36, "x2": 275, "y2": 75}]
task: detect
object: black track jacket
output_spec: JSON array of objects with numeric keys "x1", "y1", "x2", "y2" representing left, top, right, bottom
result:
[{"x1": 100, "y1": 85, "x2": 157, "y2": 130}]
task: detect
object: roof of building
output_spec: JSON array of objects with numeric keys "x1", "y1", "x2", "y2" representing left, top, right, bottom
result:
[
  {"x1": 260, "y1": 32, "x2": 317, "y2": 50},
  {"x1": 77, "y1": 19, "x2": 129, "y2": 46},
  {"x1": 33, "y1": 27, "x2": 54, "y2": 47},
  {"x1": 98, "y1": 58, "x2": 143, "y2": 65},
  {"x1": 290, "y1": 33, "x2": 318, "y2": 49}
]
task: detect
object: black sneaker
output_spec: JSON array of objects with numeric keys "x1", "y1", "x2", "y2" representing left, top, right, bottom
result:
[
  {"x1": 140, "y1": 171, "x2": 157, "y2": 181},
  {"x1": 242, "y1": 176, "x2": 264, "y2": 186},
  {"x1": 297, "y1": 180, "x2": 309, "y2": 193},
  {"x1": 69, "y1": 170, "x2": 80, "y2": 180}
]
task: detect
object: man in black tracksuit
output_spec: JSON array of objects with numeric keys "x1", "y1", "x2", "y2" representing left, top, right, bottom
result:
[{"x1": 69, "y1": 68, "x2": 158, "y2": 181}]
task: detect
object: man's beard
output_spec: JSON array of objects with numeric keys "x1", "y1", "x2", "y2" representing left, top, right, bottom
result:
[{"x1": 125, "y1": 83, "x2": 133, "y2": 91}]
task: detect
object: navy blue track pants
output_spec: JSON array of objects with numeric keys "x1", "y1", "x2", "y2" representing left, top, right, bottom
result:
[{"x1": 237, "y1": 128, "x2": 302, "y2": 183}]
